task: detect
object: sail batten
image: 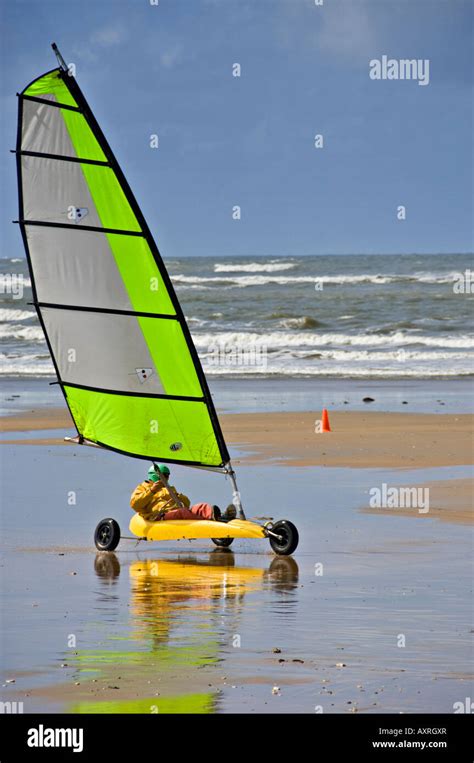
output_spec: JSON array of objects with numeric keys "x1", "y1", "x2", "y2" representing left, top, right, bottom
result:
[
  {"x1": 21, "y1": 95, "x2": 82, "y2": 111},
  {"x1": 20, "y1": 221, "x2": 145, "y2": 236},
  {"x1": 16, "y1": 64, "x2": 229, "y2": 467},
  {"x1": 33, "y1": 303, "x2": 181, "y2": 320},
  {"x1": 18, "y1": 150, "x2": 111, "y2": 167}
]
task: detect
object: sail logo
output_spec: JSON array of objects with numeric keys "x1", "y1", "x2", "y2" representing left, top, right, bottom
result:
[
  {"x1": 136, "y1": 368, "x2": 154, "y2": 383},
  {"x1": 27, "y1": 724, "x2": 84, "y2": 753},
  {"x1": 67, "y1": 206, "x2": 89, "y2": 223},
  {"x1": 369, "y1": 56, "x2": 430, "y2": 86}
]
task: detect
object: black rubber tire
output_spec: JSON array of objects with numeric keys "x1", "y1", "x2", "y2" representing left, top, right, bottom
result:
[
  {"x1": 268, "y1": 520, "x2": 299, "y2": 556},
  {"x1": 211, "y1": 537, "x2": 234, "y2": 548},
  {"x1": 94, "y1": 518, "x2": 121, "y2": 551}
]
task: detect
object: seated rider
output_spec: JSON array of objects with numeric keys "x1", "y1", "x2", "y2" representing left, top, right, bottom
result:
[{"x1": 130, "y1": 463, "x2": 237, "y2": 523}]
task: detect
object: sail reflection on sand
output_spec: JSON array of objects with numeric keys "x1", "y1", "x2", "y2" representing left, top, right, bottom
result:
[
  {"x1": 126, "y1": 553, "x2": 299, "y2": 651},
  {"x1": 73, "y1": 693, "x2": 215, "y2": 715},
  {"x1": 70, "y1": 553, "x2": 297, "y2": 713}
]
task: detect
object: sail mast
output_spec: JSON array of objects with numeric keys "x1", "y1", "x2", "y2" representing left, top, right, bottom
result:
[{"x1": 51, "y1": 42, "x2": 68, "y2": 72}]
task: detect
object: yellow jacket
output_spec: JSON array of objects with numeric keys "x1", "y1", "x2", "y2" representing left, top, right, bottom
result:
[{"x1": 130, "y1": 480, "x2": 190, "y2": 519}]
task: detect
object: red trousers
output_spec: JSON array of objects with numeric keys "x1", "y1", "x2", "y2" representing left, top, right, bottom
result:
[{"x1": 163, "y1": 502, "x2": 213, "y2": 521}]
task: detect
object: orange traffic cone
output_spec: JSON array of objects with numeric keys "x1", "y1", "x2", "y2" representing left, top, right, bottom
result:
[{"x1": 321, "y1": 408, "x2": 331, "y2": 432}]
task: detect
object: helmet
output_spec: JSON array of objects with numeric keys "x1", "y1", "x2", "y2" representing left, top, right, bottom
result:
[{"x1": 147, "y1": 463, "x2": 170, "y2": 482}]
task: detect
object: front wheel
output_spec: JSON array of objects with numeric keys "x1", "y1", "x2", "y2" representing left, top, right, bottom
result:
[
  {"x1": 94, "y1": 518, "x2": 121, "y2": 551},
  {"x1": 268, "y1": 520, "x2": 299, "y2": 556},
  {"x1": 211, "y1": 537, "x2": 234, "y2": 548}
]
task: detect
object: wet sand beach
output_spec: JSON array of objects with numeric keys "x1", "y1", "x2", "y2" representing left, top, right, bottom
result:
[
  {"x1": 362, "y1": 478, "x2": 473, "y2": 526},
  {"x1": 1, "y1": 391, "x2": 473, "y2": 714},
  {"x1": 2, "y1": 408, "x2": 473, "y2": 470}
]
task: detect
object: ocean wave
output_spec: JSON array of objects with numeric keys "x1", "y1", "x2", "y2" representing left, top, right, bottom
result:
[
  {"x1": 0, "y1": 324, "x2": 45, "y2": 341},
  {"x1": 193, "y1": 330, "x2": 474, "y2": 350},
  {"x1": 202, "y1": 364, "x2": 474, "y2": 378},
  {"x1": 277, "y1": 316, "x2": 321, "y2": 329},
  {"x1": 184, "y1": 315, "x2": 208, "y2": 327},
  {"x1": 373, "y1": 318, "x2": 469, "y2": 334},
  {"x1": 214, "y1": 261, "x2": 296, "y2": 273},
  {"x1": 414, "y1": 270, "x2": 469, "y2": 284},
  {"x1": 173, "y1": 274, "x2": 326, "y2": 287},
  {"x1": 0, "y1": 309, "x2": 36, "y2": 322},
  {"x1": 291, "y1": 349, "x2": 471, "y2": 362},
  {"x1": 172, "y1": 272, "x2": 465, "y2": 288},
  {"x1": 320, "y1": 275, "x2": 396, "y2": 284},
  {"x1": 0, "y1": 353, "x2": 53, "y2": 375},
  {"x1": 316, "y1": 272, "x2": 466, "y2": 285},
  {"x1": 174, "y1": 282, "x2": 215, "y2": 291}
]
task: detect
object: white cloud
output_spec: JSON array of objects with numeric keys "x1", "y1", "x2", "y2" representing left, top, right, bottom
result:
[
  {"x1": 73, "y1": 22, "x2": 127, "y2": 63},
  {"x1": 274, "y1": 0, "x2": 375, "y2": 61},
  {"x1": 91, "y1": 23, "x2": 127, "y2": 48},
  {"x1": 160, "y1": 43, "x2": 183, "y2": 70},
  {"x1": 318, "y1": 2, "x2": 374, "y2": 58}
]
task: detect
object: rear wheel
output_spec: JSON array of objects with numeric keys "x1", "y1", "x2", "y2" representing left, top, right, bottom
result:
[
  {"x1": 211, "y1": 537, "x2": 234, "y2": 548},
  {"x1": 268, "y1": 520, "x2": 299, "y2": 556},
  {"x1": 94, "y1": 518, "x2": 121, "y2": 551},
  {"x1": 94, "y1": 552, "x2": 121, "y2": 579}
]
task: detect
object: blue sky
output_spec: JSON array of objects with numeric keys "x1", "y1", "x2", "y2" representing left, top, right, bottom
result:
[{"x1": 1, "y1": 0, "x2": 472, "y2": 257}]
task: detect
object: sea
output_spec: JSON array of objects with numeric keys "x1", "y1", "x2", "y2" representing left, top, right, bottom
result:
[{"x1": 1, "y1": 253, "x2": 473, "y2": 380}]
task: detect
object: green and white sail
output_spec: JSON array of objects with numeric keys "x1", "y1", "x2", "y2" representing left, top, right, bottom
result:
[{"x1": 16, "y1": 62, "x2": 229, "y2": 468}]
